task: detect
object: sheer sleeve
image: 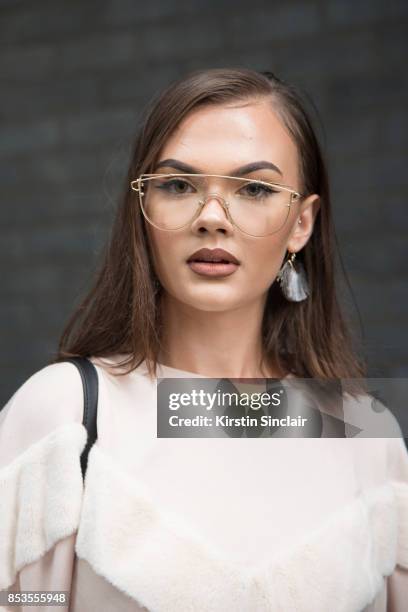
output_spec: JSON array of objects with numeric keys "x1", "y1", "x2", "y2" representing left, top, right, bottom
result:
[{"x1": 0, "y1": 362, "x2": 87, "y2": 611}]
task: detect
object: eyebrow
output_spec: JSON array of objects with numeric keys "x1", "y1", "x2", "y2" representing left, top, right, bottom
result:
[{"x1": 154, "y1": 158, "x2": 283, "y2": 177}]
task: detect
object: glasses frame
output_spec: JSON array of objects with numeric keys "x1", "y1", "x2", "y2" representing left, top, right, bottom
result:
[{"x1": 130, "y1": 173, "x2": 305, "y2": 237}]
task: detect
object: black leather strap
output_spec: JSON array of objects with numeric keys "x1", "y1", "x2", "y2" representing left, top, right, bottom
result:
[{"x1": 64, "y1": 357, "x2": 99, "y2": 480}]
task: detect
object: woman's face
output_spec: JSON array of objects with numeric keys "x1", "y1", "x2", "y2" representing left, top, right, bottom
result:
[{"x1": 144, "y1": 99, "x2": 320, "y2": 313}]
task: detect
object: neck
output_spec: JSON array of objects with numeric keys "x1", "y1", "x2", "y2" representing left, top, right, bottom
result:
[{"x1": 158, "y1": 292, "x2": 285, "y2": 378}]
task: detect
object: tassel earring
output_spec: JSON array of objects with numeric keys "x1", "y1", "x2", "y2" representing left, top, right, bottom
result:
[{"x1": 276, "y1": 251, "x2": 309, "y2": 302}]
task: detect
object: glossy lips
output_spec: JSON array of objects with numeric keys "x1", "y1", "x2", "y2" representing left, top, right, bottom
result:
[{"x1": 187, "y1": 247, "x2": 240, "y2": 278}]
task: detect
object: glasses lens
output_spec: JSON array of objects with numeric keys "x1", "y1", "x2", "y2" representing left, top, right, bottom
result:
[
  {"x1": 139, "y1": 175, "x2": 293, "y2": 235},
  {"x1": 140, "y1": 175, "x2": 203, "y2": 230},
  {"x1": 229, "y1": 177, "x2": 292, "y2": 236}
]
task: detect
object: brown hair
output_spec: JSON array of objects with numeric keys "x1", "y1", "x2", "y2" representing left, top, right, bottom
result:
[{"x1": 52, "y1": 67, "x2": 366, "y2": 382}]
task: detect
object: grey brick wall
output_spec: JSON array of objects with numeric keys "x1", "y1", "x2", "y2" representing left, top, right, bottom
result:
[{"x1": 1, "y1": 0, "x2": 407, "y2": 406}]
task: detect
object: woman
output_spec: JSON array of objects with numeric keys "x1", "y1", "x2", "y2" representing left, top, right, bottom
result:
[{"x1": 0, "y1": 68, "x2": 407, "y2": 611}]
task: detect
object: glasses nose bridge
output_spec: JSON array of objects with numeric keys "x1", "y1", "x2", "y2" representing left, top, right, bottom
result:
[
  {"x1": 199, "y1": 191, "x2": 229, "y2": 208},
  {"x1": 197, "y1": 192, "x2": 232, "y2": 225},
  {"x1": 198, "y1": 175, "x2": 230, "y2": 206}
]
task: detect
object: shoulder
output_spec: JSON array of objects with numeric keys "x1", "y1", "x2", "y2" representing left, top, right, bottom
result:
[
  {"x1": 342, "y1": 391, "x2": 408, "y2": 473},
  {"x1": 0, "y1": 361, "x2": 85, "y2": 467},
  {"x1": 0, "y1": 361, "x2": 87, "y2": 590},
  {"x1": 1, "y1": 360, "x2": 84, "y2": 428}
]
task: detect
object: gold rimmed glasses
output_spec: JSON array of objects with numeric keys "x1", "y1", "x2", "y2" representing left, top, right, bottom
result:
[{"x1": 130, "y1": 173, "x2": 304, "y2": 237}]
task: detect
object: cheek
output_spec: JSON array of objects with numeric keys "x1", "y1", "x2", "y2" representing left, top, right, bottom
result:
[
  {"x1": 244, "y1": 237, "x2": 287, "y2": 284},
  {"x1": 145, "y1": 226, "x2": 163, "y2": 270},
  {"x1": 147, "y1": 229, "x2": 179, "y2": 277}
]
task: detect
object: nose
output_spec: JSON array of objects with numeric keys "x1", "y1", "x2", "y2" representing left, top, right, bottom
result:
[{"x1": 190, "y1": 193, "x2": 234, "y2": 234}]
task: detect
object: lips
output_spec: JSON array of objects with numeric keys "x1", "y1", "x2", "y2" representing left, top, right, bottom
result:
[
  {"x1": 187, "y1": 260, "x2": 239, "y2": 278},
  {"x1": 187, "y1": 247, "x2": 240, "y2": 265}
]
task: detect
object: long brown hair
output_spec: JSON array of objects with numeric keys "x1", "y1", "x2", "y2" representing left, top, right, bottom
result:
[{"x1": 52, "y1": 68, "x2": 366, "y2": 382}]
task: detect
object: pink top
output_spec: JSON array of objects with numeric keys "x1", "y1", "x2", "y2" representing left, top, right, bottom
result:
[{"x1": 0, "y1": 354, "x2": 407, "y2": 612}]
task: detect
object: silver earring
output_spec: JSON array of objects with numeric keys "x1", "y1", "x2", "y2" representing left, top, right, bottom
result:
[{"x1": 276, "y1": 252, "x2": 309, "y2": 302}]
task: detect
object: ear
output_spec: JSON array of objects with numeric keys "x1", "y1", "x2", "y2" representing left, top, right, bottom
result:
[{"x1": 286, "y1": 194, "x2": 321, "y2": 253}]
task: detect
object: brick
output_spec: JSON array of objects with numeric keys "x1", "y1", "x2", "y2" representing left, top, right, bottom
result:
[
  {"x1": 0, "y1": 119, "x2": 60, "y2": 155},
  {"x1": 228, "y1": 3, "x2": 319, "y2": 43},
  {"x1": 1, "y1": 77, "x2": 106, "y2": 122},
  {"x1": 340, "y1": 234, "x2": 407, "y2": 276},
  {"x1": 331, "y1": 187, "x2": 386, "y2": 234},
  {"x1": 0, "y1": 224, "x2": 107, "y2": 262},
  {"x1": 0, "y1": 44, "x2": 57, "y2": 82},
  {"x1": 330, "y1": 152, "x2": 407, "y2": 191},
  {"x1": 101, "y1": 0, "x2": 209, "y2": 24},
  {"x1": 0, "y1": 148, "x2": 122, "y2": 192},
  {"x1": 326, "y1": 0, "x2": 408, "y2": 26},
  {"x1": 349, "y1": 278, "x2": 408, "y2": 321},
  {"x1": 60, "y1": 33, "x2": 138, "y2": 74},
  {"x1": 60, "y1": 108, "x2": 137, "y2": 147},
  {"x1": 0, "y1": 0, "x2": 104, "y2": 44},
  {"x1": 326, "y1": 72, "x2": 407, "y2": 112}
]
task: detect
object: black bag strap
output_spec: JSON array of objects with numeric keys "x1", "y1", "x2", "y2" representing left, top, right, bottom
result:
[{"x1": 64, "y1": 357, "x2": 99, "y2": 480}]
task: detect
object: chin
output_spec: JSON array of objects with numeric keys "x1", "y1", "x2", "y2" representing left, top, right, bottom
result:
[{"x1": 181, "y1": 289, "x2": 241, "y2": 312}]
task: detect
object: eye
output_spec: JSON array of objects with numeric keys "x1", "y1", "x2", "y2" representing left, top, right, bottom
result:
[
  {"x1": 238, "y1": 181, "x2": 279, "y2": 198},
  {"x1": 156, "y1": 178, "x2": 195, "y2": 194}
]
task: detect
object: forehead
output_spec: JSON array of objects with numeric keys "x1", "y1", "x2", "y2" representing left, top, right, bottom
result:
[{"x1": 158, "y1": 100, "x2": 299, "y2": 182}]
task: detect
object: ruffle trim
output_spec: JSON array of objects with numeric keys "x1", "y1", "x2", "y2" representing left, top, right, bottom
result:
[
  {"x1": 76, "y1": 444, "x2": 408, "y2": 612},
  {"x1": 0, "y1": 423, "x2": 87, "y2": 589},
  {"x1": 394, "y1": 480, "x2": 408, "y2": 568}
]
